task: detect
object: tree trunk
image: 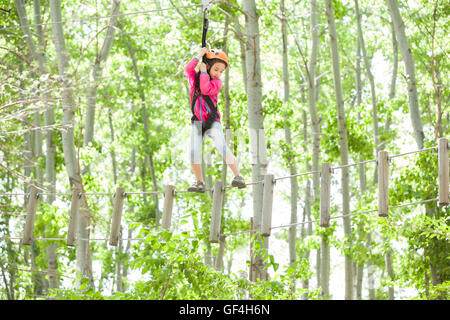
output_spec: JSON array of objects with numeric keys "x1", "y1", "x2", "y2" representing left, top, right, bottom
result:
[
  {"x1": 280, "y1": 0, "x2": 299, "y2": 292},
  {"x1": 381, "y1": 15, "x2": 399, "y2": 301},
  {"x1": 14, "y1": 3, "x2": 49, "y2": 294},
  {"x1": 122, "y1": 28, "x2": 161, "y2": 226},
  {"x1": 221, "y1": 15, "x2": 230, "y2": 197},
  {"x1": 325, "y1": 0, "x2": 353, "y2": 299},
  {"x1": 15, "y1": 0, "x2": 53, "y2": 195},
  {"x1": 308, "y1": 0, "x2": 321, "y2": 203},
  {"x1": 355, "y1": 34, "x2": 366, "y2": 300},
  {"x1": 367, "y1": 234, "x2": 376, "y2": 299},
  {"x1": 84, "y1": 0, "x2": 121, "y2": 148},
  {"x1": 306, "y1": 0, "x2": 328, "y2": 297},
  {"x1": 50, "y1": 0, "x2": 95, "y2": 286},
  {"x1": 243, "y1": 0, "x2": 269, "y2": 281},
  {"x1": 46, "y1": 244, "x2": 59, "y2": 291},
  {"x1": 219, "y1": 18, "x2": 231, "y2": 269},
  {"x1": 385, "y1": 0, "x2": 424, "y2": 149},
  {"x1": 355, "y1": 0, "x2": 380, "y2": 184},
  {"x1": 301, "y1": 110, "x2": 313, "y2": 299}
]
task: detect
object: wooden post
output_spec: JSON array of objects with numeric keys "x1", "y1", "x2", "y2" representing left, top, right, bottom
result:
[
  {"x1": 22, "y1": 186, "x2": 39, "y2": 245},
  {"x1": 261, "y1": 174, "x2": 275, "y2": 236},
  {"x1": 109, "y1": 187, "x2": 125, "y2": 246},
  {"x1": 161, "y1": 185, "x2": 175, "y2": 229},
  {"x1": 215, "y1": 235, "x2": 226, "y2": 271},
  {"x1": 320, "y1": 163, "x2": 331, "y2": 227},
  {"x1": 438, "y1": 138, "x2": 449, "y2": 206},
  {"x1": 209, "y1": 180, "x2": 224, "y2": 243},
  {"x1": 378, "y1": 150, "x2": 389, "y2": 217},
  {"x1": 67, "y1": 187, "x2": 80, "y2": 246}
]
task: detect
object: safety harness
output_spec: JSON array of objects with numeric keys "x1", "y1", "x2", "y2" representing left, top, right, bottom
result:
[{"x1": 191, "y1": 0, "x2": 219, "y2": 136}]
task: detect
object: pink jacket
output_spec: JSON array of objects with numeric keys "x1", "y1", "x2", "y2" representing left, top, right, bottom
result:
[{"x1": 184, "y1": 57, "x2": 222, "y2": 123}]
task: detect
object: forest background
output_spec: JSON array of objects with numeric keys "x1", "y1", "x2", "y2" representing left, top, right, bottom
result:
[{"x1": 0, "y1": 0, "x2": 448, "y2": 300}]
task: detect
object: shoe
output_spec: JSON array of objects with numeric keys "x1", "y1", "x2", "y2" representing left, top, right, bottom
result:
[
  {"x1": 231, "y1": 175, "x2": 246, "y2": 189},
  {"x1": 187, "y1": 180, "x2": 205, "y2": 193}
]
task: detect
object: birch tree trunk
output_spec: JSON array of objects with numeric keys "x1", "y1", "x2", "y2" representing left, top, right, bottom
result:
[
  {"x1": 279, "y1": 0, "x2": 299, "y2": 292},
  {"x1": 354, "y1": 33, "x2": 367, "y2": 300},
  {"x1": 46, "y1": 244, "x2": 59, "y2": 291},
  {"x1": 301, "y1": 109, "x2": 313, "y2": 299},
  {"x1": 383, "y1": 16, "x2": 398, "y2": 301},
  {"x1": 122, "y1": 26, "x2": 161, "y2": 226},
  {"x1": 325, "y1": 0, "x2": 353, "y2": 299},
  {"x1": 219, "y1": 18, "x2": 231, "y2": 269},
  {"x1": 84, "y1": 0, "x2": 121, "y2": 148},
  {"x1": 221, "y1": 15, "x2": 231, "y2": 196},
  {"x1": 243, "y1": 0, "x2": 269, "y2": 281},
  {"x1": 15, "y1": 0, "x2": 57, "y2": 293},
  {"x1": 386, "y1": 0, "x2": 424, "y2": 149},
  {"x1": 50, "y1": 0, "x2": 94, "y2": 286},
  {"x1": 355, "y1": 0, "x2": 380, "y2": 184},
  {"x1": 306, "y1": 0, "x2": 328, "y2": 296},
  {"x1": 308, "y1": 0, "x2": 321, "y2": 203}
]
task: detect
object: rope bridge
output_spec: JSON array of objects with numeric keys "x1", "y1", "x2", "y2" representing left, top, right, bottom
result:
[
  {"x1": 0, "y1": 138, "x2": 448, "y2": 283},
  {"x1": 0, "y1": 138, "x2": 448, "y2": 245}
]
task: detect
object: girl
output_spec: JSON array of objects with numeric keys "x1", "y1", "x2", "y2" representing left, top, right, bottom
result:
[{"x1": 184, "y1": 47, "x2": 245, "y2": 193}]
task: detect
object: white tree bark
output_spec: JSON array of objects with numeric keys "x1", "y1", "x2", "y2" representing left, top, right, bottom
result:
[
  {"x1": 122, "y1": 27, "x2": 161, "y2": 226},
  {"x1": 243, "y1": 0, "x2": 269, "y2": 281},
  {"x1": 325, "y1": 0, "x2": 353, "y2": 299},
  {"x1": 50, "y1": 0, "x2": 95, "y2": 286},
  {"x1": 301, "y1": 109, "x2": 312, "y2": 299},
  {"x1": 386, "y1": 0, "x2": 424, "y2": 149},
  {"x1": 84, "y1": 0, "x2": 121, "y2": 147},
  {"x1": 355, "y1": 0, "x2": 380, "y2": 183},
  {"x1": 308, "y1": 0, "x2": 321, "y2": 202},
  {"x1": 280, "y1": 0, "x2": 299, "y2": 291},
  {"x1": 15, "y1": 0, "x2": 58, "y2": 292}
]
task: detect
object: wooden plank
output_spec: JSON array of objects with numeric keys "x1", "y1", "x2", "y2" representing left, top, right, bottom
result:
[
  {"x1": 320, "y1": 163, "x2": 331, "y2": 227},
  {"x1": 22, "y1": 186, "x2": 39, "y2": 245},
  {"x1": 66, "y1": 187, "x2": 81, "y2": 246},
  {"x1": 161, "y1": 185, "x2": 175, "y2": 229},
  {"x1": 209, "y1": 180, "x2": 224, "y2": 243},
  {"x1": 261, "y1": 174, "x2": 275, "y2": 236},
  {"x1": 438, "y1": 138, "x2": 449, "y2": 206},
  {"x1": 378, "y1": 150, "x2": 389, "y2": 217},
  {"x1": 109, "y1": 187, "x2": 125, "y2": 246}
]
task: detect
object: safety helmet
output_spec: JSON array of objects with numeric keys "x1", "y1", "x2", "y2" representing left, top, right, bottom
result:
[{"x1": 205, "y1": 49, "x2": 228, "y2": 68}]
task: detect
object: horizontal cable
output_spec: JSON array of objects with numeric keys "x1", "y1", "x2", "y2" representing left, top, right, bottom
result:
[
  {"x1": 0, "y1": 198, "x2": 443, "y2": 242},
  {"x1": 0, "y1": 143, "x2": 440, "y2": 198},
  {"x1": 0, "y1": 236, "x2": 146, "y2": 242},
  {"x1": 220, "y1": 198, "x2": 439, "y2": 237},
  {"x1": 388, "y1": 146, "x2": 437, "y2": 159},
  {"x1": 2, "y1": 266, "x2": 76, "y2": 280}
]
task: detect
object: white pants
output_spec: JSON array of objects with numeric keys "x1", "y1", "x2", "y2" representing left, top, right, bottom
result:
[{"x1": 190, "y1": 121, "x2": 233, "y2": 164}]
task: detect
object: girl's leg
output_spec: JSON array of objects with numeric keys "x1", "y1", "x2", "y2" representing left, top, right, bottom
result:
[
  {"x1": 207, "y1": 122, "x2": 240, "y2": 176},
  {"x1": 191, "y1": 163, "x2": 203, "y2": 182},
  {"x1": 225, "y1": 154, "x2": 240, "y2": 177},
  {"x1": 190, "y1": 121, "x2": 204, "y2": 182}
]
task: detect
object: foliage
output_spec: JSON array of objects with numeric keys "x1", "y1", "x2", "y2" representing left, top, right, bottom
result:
[{"x1": 0, "y1": 0, "x2": 448, "y2": 301}]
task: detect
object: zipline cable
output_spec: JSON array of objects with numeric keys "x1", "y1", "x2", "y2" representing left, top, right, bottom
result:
[{"x1": 0, "y1": 2, "x2": 210, "y2": 31}]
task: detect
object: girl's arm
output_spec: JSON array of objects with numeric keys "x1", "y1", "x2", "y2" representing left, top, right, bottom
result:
[
  {"x1": 199, "y1": 73, "x2": 222, "y2": 96},
  {"x1": 184, "y1": 57, "x2": 199, "y2": 87},
  {"x1": 184, "y1": 48, "x2": 208, "y2": 86}
]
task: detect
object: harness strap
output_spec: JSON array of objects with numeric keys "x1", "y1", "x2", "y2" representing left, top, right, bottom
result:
[{"x1": 191, "y1": 90, "x2": 219, "y2": 136}]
